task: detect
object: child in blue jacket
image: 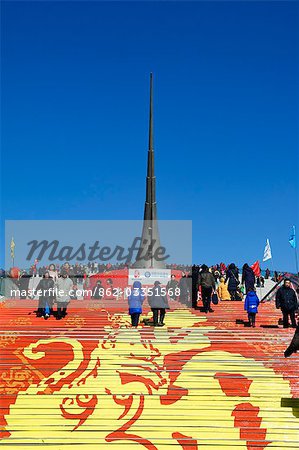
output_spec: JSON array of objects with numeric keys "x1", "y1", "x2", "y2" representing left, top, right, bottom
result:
[
  {"x1": 244, "y1": 288, "x2": 259, "y2": 327},
  {"x1": 128, "y1": 281, "x2": 145, "y2": 327}
]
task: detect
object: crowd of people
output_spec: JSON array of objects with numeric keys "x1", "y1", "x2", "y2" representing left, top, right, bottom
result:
[
  {"x1": 0, "y1": 259, "x2": 298, "y2": 357},
  {"x1": 190, "y1": 263, "x2": 262, "y2": 309},
  {"x1": 127, "y1": 264, "x2": 298, "y2": 341},
  {"x1": 1, "y1": 262, "x2": 298, "y2": 343},
  {"x1": 34, "y1": 268, "x2": 73, "y2": 320},
  {"x1": 8, "y1": 261, "x2": 193, "y2": 279}
]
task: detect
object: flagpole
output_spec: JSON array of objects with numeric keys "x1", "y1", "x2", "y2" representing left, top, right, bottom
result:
[
  {"x1": 295, "y1": 248, "x2": 299, "y2": 276},
  {"x1": 289, "y1": 226, "x2": 298, "y2": 276},
  {"x1": 270, "y1": 258, "x2": 275, "y2": 280},
  {"x1": 269, "y1": 244, "x2": 275, "y2": 278}
]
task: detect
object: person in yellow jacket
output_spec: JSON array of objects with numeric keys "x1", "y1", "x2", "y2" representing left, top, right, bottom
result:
[{"x1": 217, "y1": 277, "x2": 231, "y2": 301}]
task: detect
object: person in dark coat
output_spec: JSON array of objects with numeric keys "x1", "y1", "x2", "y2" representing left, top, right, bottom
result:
[
  {"x1": 225, "y1": 263, "x2": 239, "y2": 301},
  {"x1": 106, "y1": 278, "x2": 114, "y2": 299},
  {"x1": 191, "y1": 265, "x2": 200, "y2": 308},
  {"x1": 61, "y1": 262, "x2": 74, "y2": 284},
  {"x1": 166, "y1": 274, "x2": 179, "y2": 301},
  {"x1": 92, "y1": 280, "x2": 103, "y2": 300},
  {"x1": 148, "y1": 281, "x2": 169, "y2": 326},
  {"x1": 284, "y1": 321, "x2": 299, "y2": 357},
  {"x1": 19, "y1": 271, "x2": 30, "y2": 299},
  {"x1": 35, "y1": 271, "x2": 55, "y2": 319},
  {"x1": 178, "y1": 272, "x2": 190, "y2": 305},
  {"x1": 241, "y1": 263, "x2": 255, "y2": 293},
  {"x1": 198, "y1": 264, "x2": 216, "y2": 313},
  {"x1": 0, "y1": 268, "x2": 5, "y2": 297},
  {"x1": 128, "y1": 281, "x2": 145, "y2": 327},
  {"x1": 275, "y1": 279, "x2": 298, "y2": 328}
]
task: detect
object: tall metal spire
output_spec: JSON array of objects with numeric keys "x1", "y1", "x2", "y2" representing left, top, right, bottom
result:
[
  {"x1": 148, "y1": 72, "x2": 154, "y2": 153},
  {"x1": 145, "y1": 72, "x2": 156, "y2": 220},
  {"x1": 134, "y1": 74, "x2": 165, "y2": 268}
]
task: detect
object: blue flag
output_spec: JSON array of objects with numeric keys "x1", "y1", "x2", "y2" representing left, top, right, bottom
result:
[{"x1": 289, "y1": 225, "x2": 296, "y2": 249}]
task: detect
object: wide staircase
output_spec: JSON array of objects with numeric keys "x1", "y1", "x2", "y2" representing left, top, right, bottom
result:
[{"x1": 0, "y1": 292, "x2": 298, "y2": 449}]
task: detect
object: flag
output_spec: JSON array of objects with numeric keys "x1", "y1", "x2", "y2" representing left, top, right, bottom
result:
[
  {"x1": 263, "y1": 239, "x2": 272, "y2": 262},
  {"x1": 289, "y1": 225, "x2": 296, "y2": 249},
  {"x1": 251, "y1": 260, "x2": 261, "y2": 277},
  {"x1": 10, "y1": 237, "x2": 15, "y2": 261}
]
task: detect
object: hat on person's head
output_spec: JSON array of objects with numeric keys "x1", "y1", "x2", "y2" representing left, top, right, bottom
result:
[{"x1": 154, "y1": 280, "x2": 161, "y2": 286}]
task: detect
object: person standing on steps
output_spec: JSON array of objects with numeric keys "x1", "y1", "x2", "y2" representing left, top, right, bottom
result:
[
  {"x1": 149, "y1": 280, "x2": 169, "y2": 326},
  {"x1": 191, "y1": 265, "x2": 200, "y2": 308},
  {"x1": 217, "y1": 277, "x2": 231, "y2": 301},
  {"x1": 56, "y1": 270, "x2": 73, "y2": 320},
  {"x1": 244, "y1": 288, "x2": 259, "y2": 327},
  {"x1": 178, "y1": 272, "x2": 190, "y2": 305},
  {"x1": 35, "y1": 271, "x2": 55, "y2": 319},
  {"x1": 48, "y1": 263, "x2": 59, "y2": 309},
  {"x1": 19, "y1": 270, "x2": 30, "y2": 299},
  {"x1": 128, "y1": 281, "x2": 145, "y2": 328},
  {"x1": 48, "y1": 263, "x2": 59, "y2": 283},
  {"x1": 275, "y1": 278, "x2": 298, "y2": 328},
  {"x1": 241, "y1": 263, "x2": 256, "y2": 293},
  {"x1": 92, "y1": 279, "x2": 104, "y2": 300},
  {"x1": 166, "y1": 274, "x2": 179, "y2": 301},
  {"x1": 225, "y1": 263, "x2": 240, "y2": 301},
  {"x1": 198, "y1": 264, "x2": 216, "y2": 313}
]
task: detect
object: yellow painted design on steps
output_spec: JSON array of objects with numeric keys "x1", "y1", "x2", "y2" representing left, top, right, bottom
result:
[{"x1": 1, "y1": 309, "x2": 298, "y2": 449}]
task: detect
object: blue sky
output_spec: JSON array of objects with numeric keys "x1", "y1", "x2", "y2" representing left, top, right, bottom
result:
[{"x1": 1, "y1": 1, "x2": 298, "y2": 271}]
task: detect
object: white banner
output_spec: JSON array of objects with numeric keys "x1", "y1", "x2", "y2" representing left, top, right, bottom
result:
[
  {"x1": 128, "y1": 268, "x2": 171, "y2": 286},
  {"x1": 263, "y1": 238, "x2": 272, "y2": 262}
]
